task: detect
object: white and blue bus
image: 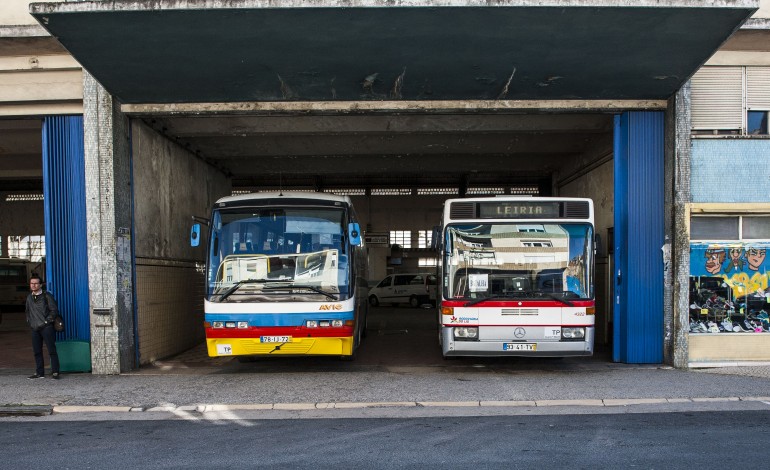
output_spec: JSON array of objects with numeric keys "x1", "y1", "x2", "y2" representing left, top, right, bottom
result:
[{"x1": 191, "y1": 192, "x2": 368, "y2": 360}]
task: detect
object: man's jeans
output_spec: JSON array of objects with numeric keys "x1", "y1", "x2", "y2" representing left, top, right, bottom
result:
[{"x1": 31, "y1": 324, "x2": 59, "y2": 376}]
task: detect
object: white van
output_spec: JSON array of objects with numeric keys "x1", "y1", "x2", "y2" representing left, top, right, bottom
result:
[{"x1": 369, "y1": 273, "x2": 437, "y2": 307}]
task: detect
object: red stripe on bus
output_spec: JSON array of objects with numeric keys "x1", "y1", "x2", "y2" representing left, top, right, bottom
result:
[{"x1": 206, "y1": 326, "x2": 354, "y2": 338}]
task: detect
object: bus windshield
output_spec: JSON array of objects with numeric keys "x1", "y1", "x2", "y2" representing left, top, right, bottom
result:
[
  {"x1": 444, "y1": 223, "x2": 594, "y2": 301},
  {"x1": 206, "y1": 207, "x2": 349, "y2": 301}
]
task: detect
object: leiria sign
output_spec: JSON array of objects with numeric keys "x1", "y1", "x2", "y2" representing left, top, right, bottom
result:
[{"x1": 478, "y1": 202, "x2": 560, "y2": 219}]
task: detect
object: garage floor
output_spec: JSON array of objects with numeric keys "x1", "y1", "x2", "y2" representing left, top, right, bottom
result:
[{"x1": 1, "y1": 306, "x2": 612, "y2": 374}]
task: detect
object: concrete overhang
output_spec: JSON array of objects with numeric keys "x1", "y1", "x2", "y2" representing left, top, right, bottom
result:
[{"x1": 28, "y1": 1, "x2": 758, "y2": 105}]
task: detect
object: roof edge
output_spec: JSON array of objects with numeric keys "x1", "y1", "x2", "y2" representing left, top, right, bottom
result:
[{"x1": 29, "y1": 0, "x2": 761, "y2": 15}]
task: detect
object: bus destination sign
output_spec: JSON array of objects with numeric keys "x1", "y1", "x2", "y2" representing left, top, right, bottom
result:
[{"x1": 478, "y1": 201, "x2": 560, "y2": 219}]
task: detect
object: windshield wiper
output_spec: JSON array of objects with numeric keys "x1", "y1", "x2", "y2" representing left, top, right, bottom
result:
[
  {"x1": 217, "y1": 279, "x2": 277, "y2": 301},
  {"x1": 464, "y1": 295, "x2": 508, "y2": 307},
  {"x1": 287, "y1": 284, "x2": 339, "y2": 301},
  {"x1": 538, "y1": 291, "x2": 574, "y2": 307},
  {"x1": 463, "y1": 291, "x2": 574, "y2": 307}
]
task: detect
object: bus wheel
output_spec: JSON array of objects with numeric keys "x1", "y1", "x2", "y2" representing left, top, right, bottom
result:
[
  {"x1": 340, "y1": 349, "x2": 357, "y2": 361},
  {"x1": 369, "y1": 295, "x2": 379, "y2": 307},
  {"x1": 409, "y1": 295, "x2": 420, "y2": 308}
]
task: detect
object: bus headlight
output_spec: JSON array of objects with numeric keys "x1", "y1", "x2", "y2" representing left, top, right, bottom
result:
[
  {"x1": 306, "y1": 320, "x2": 318, "y2": 328},
  {"x1": 453, "y1": 327, "x2": 478, "y2": 340},
  {"x1": 237, "y1": 322, "x2": 248, "y2": 329},
  {"x1": 562, "y1": 327, "x2": 585, "y2": 340},
  {"x1": 331, "y1": 319, "x2": 343, "y2": 327},
  {"x1": 212, "y1": 321, "x2": 224, "y2": 328}
]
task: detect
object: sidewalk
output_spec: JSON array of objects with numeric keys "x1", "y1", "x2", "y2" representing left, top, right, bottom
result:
[
  {"x1": 2, "y1": 356, "x2": 770, "y2": 416},
  {"x1": 4, "y1": 308, "x2": 770, "y2": 415}
]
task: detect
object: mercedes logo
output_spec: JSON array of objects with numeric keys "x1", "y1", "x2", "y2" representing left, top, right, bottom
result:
[{"x1": 513, "y1": 327, "x2": 526, "y2": 339}]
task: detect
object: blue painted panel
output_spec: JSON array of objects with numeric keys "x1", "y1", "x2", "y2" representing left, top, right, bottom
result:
[
  {"x1": 613, "y1": 112, "x2": 665, "y2": 363},
  {"x1": 691, "y1": 140, "x2": 770, "y2": 203},
  {"x1": 42, "y1": 115, "x2": 90, "y2": 341}
]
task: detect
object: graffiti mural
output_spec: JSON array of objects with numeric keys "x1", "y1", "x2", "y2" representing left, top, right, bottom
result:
[{"x1": 691, "y1": 243, "x2": 769, "y2": 297}]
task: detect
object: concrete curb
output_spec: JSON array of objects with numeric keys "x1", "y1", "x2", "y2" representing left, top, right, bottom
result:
[{"x1": 16, "y1": 397, "x2": 765, "y2": 414}]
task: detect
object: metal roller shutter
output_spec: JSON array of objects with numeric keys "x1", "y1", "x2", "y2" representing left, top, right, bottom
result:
[{"x1": 691, "y1": 66, "x2": 743, "y2": 131}]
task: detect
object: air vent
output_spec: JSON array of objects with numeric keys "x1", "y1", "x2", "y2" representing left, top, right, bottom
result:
[
  {"x1": 563, "y1": 201, "x2": 590, "y2": 219},
  {"x1": 501, "y1": 308, "x2": 539, "y2": 315},
  {"x1": 450, "y1": 202, "x2": 475, "y2": 219}
]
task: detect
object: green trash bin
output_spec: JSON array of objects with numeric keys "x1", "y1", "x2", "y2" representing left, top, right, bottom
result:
[{"x1": 56, "y1": 340, "x2": 91, "y2": 373}]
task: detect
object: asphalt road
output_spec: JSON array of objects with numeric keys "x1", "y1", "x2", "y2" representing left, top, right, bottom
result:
[{"x1": 3, "y1": 410, "x2": 769, "y2": 469}]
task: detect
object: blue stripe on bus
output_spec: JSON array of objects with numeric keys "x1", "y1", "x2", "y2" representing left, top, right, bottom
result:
[{"x1": 205, "y1": 311, "x2": 354, "y2": 327}]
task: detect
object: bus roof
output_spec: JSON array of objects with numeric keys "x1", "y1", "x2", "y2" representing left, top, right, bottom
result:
[{"x1": 215, "y1": 191, "x2": 352, "y2": 206}]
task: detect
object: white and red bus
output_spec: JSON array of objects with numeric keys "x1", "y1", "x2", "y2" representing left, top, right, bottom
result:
[{"x1": 436, "y1": 197, "x2": 595, "y2": 357}]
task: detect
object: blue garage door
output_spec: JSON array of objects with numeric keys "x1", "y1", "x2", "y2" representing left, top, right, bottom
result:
[
  {"x1": 42, "y1": 115, "x2": 90, "y2": 341},
  {"x1": 613, "y1": 112, "x2": 664, "y2": 363}
]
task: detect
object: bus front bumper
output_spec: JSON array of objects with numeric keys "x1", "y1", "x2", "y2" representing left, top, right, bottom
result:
[
  {"x1": 441, "y1": 328, "x2": 594, "y2": 357},
  {"x1": 206, "y1": 336, "x2": 354, "y2": 357}
]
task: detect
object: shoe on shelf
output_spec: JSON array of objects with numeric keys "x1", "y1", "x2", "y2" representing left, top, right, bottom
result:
[
  {"x1": 707, "y1": 322, "x2": 720, "y2": 333},
  {"x1": 744, "y1": 320, "x2": 759, "y2": 332},
  {"x1": 721, "y1": 319, "x2": 734, "y2": 332},
  {"x1": 27, "y1": 374, "x2": 44, "y2": 379},
  {"x1": 51, "y1": 373, "x2": 60, "y2": 380},
  {"x1": 732, "y1": 321, "x2": 747, "y2": 332}
]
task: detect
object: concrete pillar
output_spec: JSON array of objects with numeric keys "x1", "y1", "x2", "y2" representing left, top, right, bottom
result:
[
  {"x1": 83, "y1": 71, "x2": 135, "y2": 374},
  {"x1": 670, "y1": 83, "x2": 692, "y2": 369}
]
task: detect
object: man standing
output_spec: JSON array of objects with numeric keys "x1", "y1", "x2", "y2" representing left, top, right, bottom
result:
[{"x1": 25, "y1": 275, "x2": 60, "y2": 380}]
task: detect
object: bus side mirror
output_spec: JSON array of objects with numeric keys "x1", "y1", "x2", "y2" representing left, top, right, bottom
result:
[
  {"x1": 190, "y1": 223, "x2": 201, "y2": 247},
  {"x1": 348, "y1": 223, "x2": 362, "y2": 246}
]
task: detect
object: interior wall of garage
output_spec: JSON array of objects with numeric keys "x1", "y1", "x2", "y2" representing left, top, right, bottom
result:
[
  {"x1": 351, "y1": 194, "x2": 446, "y2": 282},
  {"x1": 131, "y1": 120, "x2": 230, "y2": 364},
  {"x1": 559, "y1": 158, "x2": 614, "y2": 347}
]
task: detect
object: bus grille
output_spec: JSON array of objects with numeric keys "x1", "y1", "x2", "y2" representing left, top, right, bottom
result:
[
  {"x1": 501, "y1": 308, "x2": 539, "y2": 315},
  {"x1": 450, "y1": 202, "x2": 475, "y2": 219},
  {"x1": 564, "y1": 201, "x2": 590, "y2": 219}
]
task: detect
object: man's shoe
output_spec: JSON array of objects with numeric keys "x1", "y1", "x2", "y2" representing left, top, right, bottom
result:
[
  {"x1": 27, "y1": 374, "x2": 44, "y2": 379},
  {"x1": 51, "y1": 373, "x2": 60, "y2": 380}
]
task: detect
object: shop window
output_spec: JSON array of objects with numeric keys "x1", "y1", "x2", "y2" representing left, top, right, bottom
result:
[{"x1": 689, "y1": 214, "x2": 770, "y2": 336}]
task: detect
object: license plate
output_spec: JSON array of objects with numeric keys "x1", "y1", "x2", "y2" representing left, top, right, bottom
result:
[
  {"x1": 503, "y1": 343, "x2": 537, "y2": 351},
  {"x1": 260, "y1": 336, "x2": 292, "y2": 343}
]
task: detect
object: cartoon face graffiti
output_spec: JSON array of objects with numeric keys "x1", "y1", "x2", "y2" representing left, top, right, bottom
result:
[
  {"x1": 728, "y1": 247, "x2": 744, "y2": 262},
  {"x1": 746, "y1": 247, "x2": 766, "y2": 271},
  {"x1": 704, "y1": 248, "x2": 726, "y2": 275}
]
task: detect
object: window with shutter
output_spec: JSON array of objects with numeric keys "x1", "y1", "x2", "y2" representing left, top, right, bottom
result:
[
  {"x1": 691, "y1": 67, "x2": 744, "y2": 132},
  {"x1": 746, "y1": 68, "x2": 770, "y2": 135}
]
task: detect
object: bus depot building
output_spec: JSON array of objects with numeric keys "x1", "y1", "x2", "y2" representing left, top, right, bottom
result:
[{"x1": 1, "y1": 1, "x2": 769, "y2": 374}]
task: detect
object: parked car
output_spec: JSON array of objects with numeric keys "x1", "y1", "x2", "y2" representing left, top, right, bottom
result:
[{"x1": 369, "y1": 273, "x2": 437, "y2": 307}]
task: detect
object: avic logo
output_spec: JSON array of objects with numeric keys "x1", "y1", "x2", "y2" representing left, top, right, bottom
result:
[
  {"x1": 450, "y1": 316, "x2": 458, "y2": 322},
  {"x1": 319, "y1": 304, "x2": 343, "y2": 311}
]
